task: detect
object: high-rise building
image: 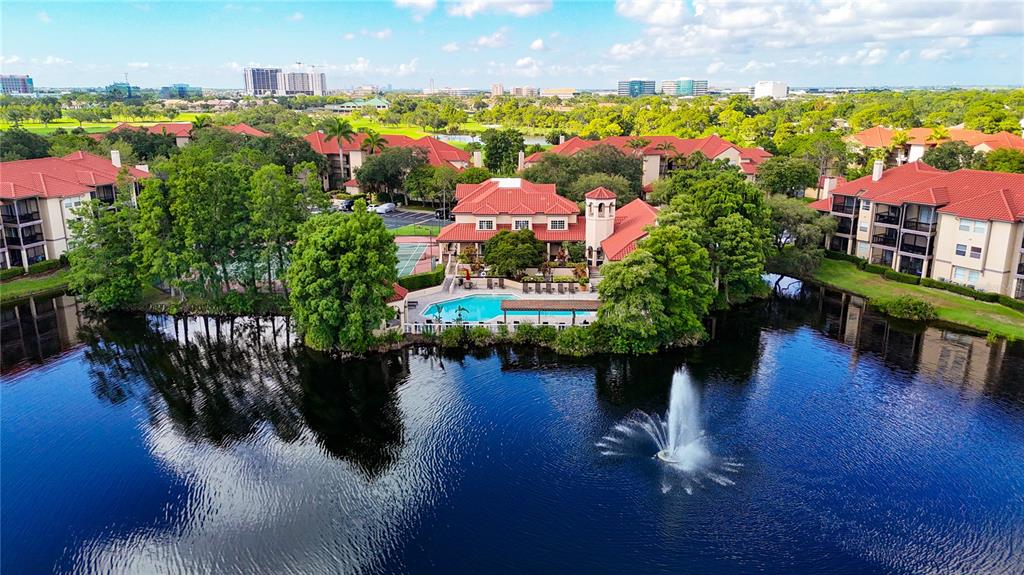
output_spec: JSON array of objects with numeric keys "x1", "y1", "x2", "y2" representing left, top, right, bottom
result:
[
  {"x1": 660, "y1": 79, "x2": 708, "y2": 97},
  {"x1": 753, "y1": 80, "x2": 788, "y2": 100},
  {"x1": 159, "y1": 83, "x2": 202, "y2": 99},
  {"x1": 278, "y1": 72, "x2": 327, "y2": 96},
  {"x1": 511, "y1": 86, "x2": 537, "y2": 97},
  {"x1": 243, "y1": 67, "x2": 282, "y2": 96},
  {"x1": 491, "y1": 83, "x2": 505, "y2": 97},
  {"x1": 617, "y1": 79, "x2": 656, "y2": 97},
  {"x1": 105, "y1": 82, "x2": 140, "y2": 99},
  {"x1": 540, "y1": 88, "x2": 579, "y2": 100},
  {"x1": 1, "y1": 75, "x2": 33, "y2": 95}
]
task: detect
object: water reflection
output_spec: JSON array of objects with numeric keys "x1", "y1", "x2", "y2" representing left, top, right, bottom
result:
[
  {"x1": 78, "y1": 314, "x2": 408, "y2": 479},
  {"x1": 1, "y1": 294, "x2": 85, "y2": 373}
]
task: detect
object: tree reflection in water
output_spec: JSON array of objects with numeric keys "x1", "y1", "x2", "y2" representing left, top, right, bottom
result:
[{"x1": 78, "y1": 314, "x2": 408, "y2": 479}]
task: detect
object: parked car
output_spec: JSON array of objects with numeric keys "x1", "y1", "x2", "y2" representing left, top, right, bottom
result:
[
  {"x1": 434, "y1": 207, "x2": 455, "y2": 220},
  {"x1": 374, "y1": 203, "x2": 397, "y2": 214},
  {"x1": 338, "y1": 199, "x2": 354, "y2": 212}
]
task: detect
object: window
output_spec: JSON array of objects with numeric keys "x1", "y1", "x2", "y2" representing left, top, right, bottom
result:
[
  {"x1": 955, "y1": 244, "x2": 967, "y2": 256},
  {"x1": 861, "y1": 200, "x2": 871, "y2": 211},
  {"x1": 953, "y1": 266, "x2": 980, "y2": 284},
  {"x1": 859, "y1": 221, "x2": 869, "y2": 232},
  {"x1": 959, "y1": 218, "x2": 987, "y2": 233},
  {"x1": 970, "y1": 246, "x2": 982, "y2": 259},
  {"x1": 549, "y1": 219, "x2": 566, "y2": 230},
  {"x1": 477, "y1": 220, "x2": 494, "y2": 231},
  {"x1": 514, "y1": 219, "x2": 531, "y2": 230}
]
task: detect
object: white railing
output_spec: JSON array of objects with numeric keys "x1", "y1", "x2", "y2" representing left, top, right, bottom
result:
[{"x1": 403, "y1": 318, "x2": 592, "y2": 334}]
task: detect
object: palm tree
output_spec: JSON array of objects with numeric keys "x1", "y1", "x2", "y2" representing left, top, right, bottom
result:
[
  {"x1": 889, "y1": 129, "x2": 910, "y2": 164},
  {"x1": 927, "y1": 125, "x2": 950, "y2": 143},
  {"x1": 625, "y1": 137, "x2": 650, "y2": 157},
  {"x1": 359, "y1": 129, "x2": 387, "y2": 155},
  {"x1": 192, "y1": 114, "x2": 213, "y2": 130},
  {"x1": 322, "y1": 117, "x2": 356, "y2": 145}
]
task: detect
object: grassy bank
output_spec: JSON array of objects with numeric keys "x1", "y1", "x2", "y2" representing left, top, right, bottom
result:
[
  {"x1": 0, "y1": 269, "x2": 71, "y2": 304},
  {"x1": 391, "y1": 224, "x2": 441, "y2": 236},
  {"x1": 812, "y1": 259, "x2": 1024, "y2": 339}
]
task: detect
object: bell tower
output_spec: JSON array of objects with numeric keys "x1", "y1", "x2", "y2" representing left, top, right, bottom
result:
[{"x1": 584, "y1": 187, "x2": 617, "y2": 267}]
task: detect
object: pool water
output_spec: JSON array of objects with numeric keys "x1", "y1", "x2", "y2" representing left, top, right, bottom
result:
[{"x1": 421, "y1": 294, "x2": 594, "y2": 322}]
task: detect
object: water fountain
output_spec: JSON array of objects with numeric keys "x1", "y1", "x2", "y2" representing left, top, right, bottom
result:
[{"x1": 597, "y1": 371, "x2": 741, "y2": 493}]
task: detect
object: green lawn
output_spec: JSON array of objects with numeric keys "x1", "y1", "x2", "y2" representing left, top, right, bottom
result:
[
  {"x1": 0, "y1": 269, "x2": 71, "y2": 304},
  {"x1": 813, "y1": 259, "x2": 1024, "y2": 339},
  {"x1": 390, "y1": 224, "x2": 441, "y2": 236},
  {"x1": 0, "y1": 113, "x2": 198, "y2": 135}
]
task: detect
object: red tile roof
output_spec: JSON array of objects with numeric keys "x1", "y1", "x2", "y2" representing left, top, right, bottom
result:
[
  {"x1": 222, "y1": 123, "x2": 269, "y2": 137},
  {"x1": 1, "y1": 151, "x2": 149, "y2": 200},
  {"x1": 111, "y1": 122, "x2": 193, "y2": 138},
  {"x1": 452, "y1": 178, "x2": 578, "y2": 216},
  {"x1": 304, "y1": 131, "x2": 469, "y2": 168},
  {"x1": 585, "y1": 186, "x2": 617, "y2": 200},
  {"x1": 830, "y1": 161, "x2": 1024, "y2": 222},
  {"x1": 387, "y1": 282, "x2": 409, "y2": 303},
  {"x1": 525, "y1": 135, "x2": 771, "y2": 174},
  {"x1": 851, "y1": 126, "x2": 1024, "y2": 151},
  {"x1": 436, "y1": 221, "x2": 586, "y2": 243},
  {"x1": 601, "y1": 198, "x2": 659, "y2": 261},
  {"x1": 808, "y1": 197, "x2": 832, "y2": 212}
]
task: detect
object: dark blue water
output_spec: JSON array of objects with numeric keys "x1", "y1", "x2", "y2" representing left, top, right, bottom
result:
[{"x1": 3, "y1": 289, "x2": 1024, "y2": 574}]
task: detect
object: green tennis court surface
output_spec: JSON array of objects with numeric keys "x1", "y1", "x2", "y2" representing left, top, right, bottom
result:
[{"x1": 396, "y1": 243, "x2": 428, "y2": 277}]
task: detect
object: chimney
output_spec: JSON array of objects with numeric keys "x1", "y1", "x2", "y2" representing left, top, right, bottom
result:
[
  {"x1": 517, "y1": 150, "x2": 525, "y2": 172},
  {"x1": 110, "y1": 149, "x2": 122, "y2": 168},
  {"x1": 472, "y1": 150, "x2": 482, "y2": 168},
  {"x1": 1019, "y1": 117, "x2": 1024, "y2": 139},
  {"x1": 871, "y1": 159, "x2": 884, "y2": 182},
  {"x1": 559, "y1": 134, "x2": 565, "y2": 145},
  {"x1": 134, "y1": 164, "x2": 149, "y2": 173},
  {"x1": 822, "y1": 176, "x2": 836, "y2": 199}
]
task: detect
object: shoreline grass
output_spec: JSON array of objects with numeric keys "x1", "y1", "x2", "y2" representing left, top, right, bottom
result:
[
  {"x1": 812, "y1": 259, "x2": 1024, "y2": 340},
  {"x1": 0, "y1": 269, "x2": 71, "y2": 304}
]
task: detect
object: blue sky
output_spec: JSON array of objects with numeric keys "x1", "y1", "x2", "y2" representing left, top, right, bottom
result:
[{"x1": 2, "y1": 1, "x2": 1022, "y2": 90}]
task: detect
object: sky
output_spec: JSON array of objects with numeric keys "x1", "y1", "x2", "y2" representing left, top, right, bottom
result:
[{"x1": 1, "y1": 0, "x2": 1022, "y2": 90}]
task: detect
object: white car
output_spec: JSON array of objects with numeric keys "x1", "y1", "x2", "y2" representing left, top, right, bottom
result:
[{"x1": 374, "y1": 203, "x2": 397, "y2": 214}]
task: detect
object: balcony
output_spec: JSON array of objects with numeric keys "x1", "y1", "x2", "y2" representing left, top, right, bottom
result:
[
  {"x1": 2, "y1": 211, "x2": 41, "y2": 225},
  {"x1": 872, "y1": 233, "x2": 898, "y2": 247},
  {"x1": 874, "y1": 213, "x2": 900, "y2": 225},
  {"x1": 832, "y1": 204, "x2": 856, "y2": 215},
  {"x1": 903, "y1": 218, "x2": 936, "y2": 233},
  {"x1": 1017, "y1": 261, "x2": 1024, "y2": 276},
  {"x1": 900, "y1": 242, "x2": 931, "y2": 256},
  {"x1": 20, "y1": 232, "x2": 43, "y2": 245}
]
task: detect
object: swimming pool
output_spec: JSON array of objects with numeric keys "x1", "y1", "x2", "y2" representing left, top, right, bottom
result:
[{"x1": 422, "y1": 294, "x2": 595, "y2": 322}]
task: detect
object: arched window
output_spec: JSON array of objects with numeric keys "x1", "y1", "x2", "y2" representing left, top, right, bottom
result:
[{"x1": 598, "y1": 202, "x2": 604, "y2": 216}]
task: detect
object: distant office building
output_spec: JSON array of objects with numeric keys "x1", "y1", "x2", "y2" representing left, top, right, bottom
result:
[
  {"x1": 511, "y1": 86, "x2": 538, "y2": 97},
  {"x1": 159, "y1": 83, "x2": 202, "y2": 99},
  {"x1": 243, "y1": 67, "x2": 282, "y2": 96},
  {"x1": 424, "y1": 87, "x2": 479, "y2": 97},
  {"x1": 350, "y1": 85, "x2": 378, "y2": 97},
  {"x1": 491, "y1": 83, "x2": 505, "y2": 97},
  {"x1": 661, "y1": 78, "x2": 708, "y2": 97},
  {"x1": 753, "y1": 80, "x2": 788, "y2": 100},
  {"x1": 540, "y1": 87, "x2": 580, "y2": 100},
  {"x1": 278, "y1": 72, "x2": 327, "y2": 96},
  {"x1": 327, "y1": 98, "x2": 391, "y2": 113},
  {"x1": 617, "y1": 79, "x2": 656, "y2": 97},
  {"x1": 105, "y1": 82, "x2": 140, "y2": 99},
  {"x1": 1, "y1": 75, "x2": 33, "y2": 95}
]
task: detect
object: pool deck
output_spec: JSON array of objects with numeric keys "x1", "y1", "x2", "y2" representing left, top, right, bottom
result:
[{"x1": 406, "y1": 284, "x2": 599, "y2": 326}]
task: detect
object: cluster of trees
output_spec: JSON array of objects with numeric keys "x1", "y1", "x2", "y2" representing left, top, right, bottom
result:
[
  {"x1": 921, "y1": 142, "x2": 1024, "y2": 173},
  {"x1": 1, "y1": 97, "x2": 178, "y2": 128},
  {"x1": 66, "y1": 133, "x2": 328, "y2": 314},
  {"x1": 595, "y1": 158, "x2": 834, "y2": 353},
  {"x1": 522, "y1": 144, "x2": 644, "y2": 202}
]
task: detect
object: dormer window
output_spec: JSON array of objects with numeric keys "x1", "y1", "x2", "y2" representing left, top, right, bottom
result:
[
  {"x1": 477, "y1": 219, "x2": 495, "y2": 231},
  {"x1": 514, "y1": 219, "x2": 531, "y2": 230},
  {"x1": 549, "y1": 219, "x2": 566, "y2": 231}
]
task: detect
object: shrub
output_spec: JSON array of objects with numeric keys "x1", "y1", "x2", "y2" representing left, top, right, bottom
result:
[
  {"x1": 871, "y1": 296, "x2": 937, "y2": 321},
  {"x1": 882, "y1": 269, "x2": 920, "y2": 285},
  {"x1": 398, "y1": 265, "x2": 444, "y2": 291},
  {"x1": 534, "y1": 325, "x2": 558, "y2": 344},
  {"x1": 0, "y1": 267, "x2": 25, "y2": 281},
  {"x1": 825, "y1": 250, "x2": 867, "y2": 269},
  {"x1": 552, "y1": 326, "x2": 598, "y2": 357},
  {"x1": 495, "y1": 323, "x2": 511, "y2": 342},
  {"x1": 439, "y1": 326, "x2": 466, "y2": 348},
  {"x1": 468, "y1": 326, "x2": 494, "y2": 347},
  {"x1": 863, "y1": 263, "x2": 889, "y2": 275},
  {"x1": 513, "y1": 323, "x2": 537, "y2": 344},
  {"x1": 920, "y1": 277, "x2": 999, "y2": 302},
  {"x1": 27, "y1": 259, "x2": 62, "y2": 275},
  {"x1": 998, "y1": 295, "x2": 1024, "y2": 313}
]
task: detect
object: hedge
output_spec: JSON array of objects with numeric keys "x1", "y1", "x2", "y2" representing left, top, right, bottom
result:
[
  {"x1": 825, "y1": 250, "x2": 867, "y2": 269},
  {"x1": 0, "y1": 267, "x2": 26, "y2": 281},
  {"x1": 870, "y1": 296, "x2": 937, "y2": 321},
  {"x1": 882, "y1": 269, "x2": 920, "y2": 285},
  {"x1": 920, "y1": 277, "x2": 1000, "y2": 302},
  {"x1": 398, "y1": 265, "x2": 444, "y2": 291},
  {"x1": 998, "y1": 295, "x2": 1024, "y2": 313},
  {"x1": 27, "y1": 259, "x2": 63, "y2": 275},
  {"x1": 863, "y1": 263, "x2": 889, "y2": 275}
]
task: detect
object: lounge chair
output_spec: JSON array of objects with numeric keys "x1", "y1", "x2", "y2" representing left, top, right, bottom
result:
[
  {"x1": 558, "y1": 283, "x2": 565, "y2": 294},
  {"x1": 570, "y1": 283, "x2": 577, "y2": 294},
  {"x1": 498, "y1": 278, "x2": 505, "y2": 288},
  {"x1": 408, "y1": 301, "x2": 418, "y2": 309},
  {"x1": 547, "y1": 282, "x2": 553, "y2": 294},
  {"x1": 465, "y1": 281, "x2": 473, "y2": 289},
  {"x1": 487, "y1": 277, "x2": 493, "y2": 289}
]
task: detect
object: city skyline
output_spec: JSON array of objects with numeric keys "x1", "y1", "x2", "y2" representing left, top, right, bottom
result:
[{"x1": 1, "y1": 1, "x2": 1022, "y2": 90}]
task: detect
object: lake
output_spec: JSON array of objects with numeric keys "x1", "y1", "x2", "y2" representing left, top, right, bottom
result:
[{"x1": 2, "y1": 287, "x2": 1023, "y2": 574}]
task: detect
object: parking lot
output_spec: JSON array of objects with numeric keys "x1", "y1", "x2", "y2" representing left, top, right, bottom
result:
[{"x1": 378, "y1": 209, "x2": 451, "y2": 230}]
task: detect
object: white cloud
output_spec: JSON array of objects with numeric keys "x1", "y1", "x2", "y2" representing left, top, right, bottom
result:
[
  {"x1": 529, "y1": 38, "x2": 545, "y2": 51},
  {"x1": 343, "y1": 33, "x2": 355, "y2": 40},
  {"x1": 126, "y1": 61, "x2": 150, "y2": 69},
  {"x1": 615, "y1": 0, "x2": 686, "y2": 26},
  {"x1": 441, "y1": 42, "x2": 460, "y2": 53},
  {"x1": 324, "y1": 57, "x2": 419, "y2": 78},
  {"x1": 740, "y1": 59, "x2": 775, "y2": 73},
  {"x1": 32, "y1": 55, "x2": 71, "y2": 66},
  {"x1": 394, "y1": 0, "x2": 436, "y2": 13},
  {"x1": 0, "y1": 55, "x2": 21, "y2": 65},
  {"x1": 286, "y1": 11, "x2": 303, "y2": 22},
  {"x1": 447, "y1": 0, "x2": 552, "y2": 18},
  {"x1": 920, "y1": 48, "x2": 951, "y2": 61},
  {"x1": 835, "y1": 45, "x2": 889, "y2": 66},
  {"x1": 706, "y1": 61, "x2": 725, "y2": 75},
  {"x1": 37, "y1": 11, "x2": 51, "y2": 23},
  {"x1": 896, "y1": 50, "x2": 912, "y2": 63},
  {"x1": 476, "y1": 28, "x2": 508, "y2": 48},
  {"x1": 362, "y1": 28, "x2": 392, "y2": 39}
]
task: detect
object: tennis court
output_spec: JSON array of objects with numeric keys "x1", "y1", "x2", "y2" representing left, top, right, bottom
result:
[{"x1": 396, "y1": 242, "x2": 429, "y2": 277}]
